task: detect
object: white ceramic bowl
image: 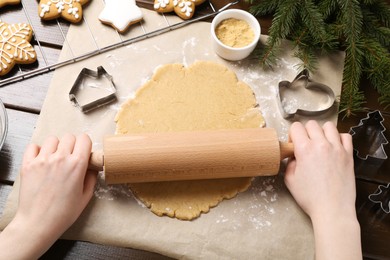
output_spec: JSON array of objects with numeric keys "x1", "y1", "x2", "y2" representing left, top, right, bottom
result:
[
  {"x1": 0, "y1": 98, "x2": 8, "y2": 151},
  {"x1": 211, "y1": 9, "x2": 261, "y2": 61}
]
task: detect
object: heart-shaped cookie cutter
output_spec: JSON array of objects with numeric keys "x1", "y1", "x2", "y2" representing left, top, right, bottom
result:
[{"x1": 277, "y1": 69, "x2": 336, "y2": 119}]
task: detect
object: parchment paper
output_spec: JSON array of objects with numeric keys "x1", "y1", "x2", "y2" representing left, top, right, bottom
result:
[{"x1": 0, "y1": 6, "x2": 345, "y2": 259}]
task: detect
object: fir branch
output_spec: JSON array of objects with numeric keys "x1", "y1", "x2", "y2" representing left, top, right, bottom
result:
[
  {"x1": 268, "y1": 0, "x2": 300, "y2": 39},
  {"x1": 370, "y1": 27, "x2": 390, "y2": 48},
  {"x1": 339, "y1": 40, "x2": 366, "y2": 116},
  {"x1": 249, "y1": 0, "x2": 280, "y2": 16},
  {"x1": 327, "y1": 22, "x2": 344, "y2": 42},
  {"x1": 361, "y1": 7, "x2": 390, "y2": 48},
  {"x1": 255, "y1": 0, "x2": 301, "y2": 69},
  {"x1": 341, "y1": 40, "x2": 365, "y2": 117},
  {"x1": 379, "y1": 94, "x2": 390, "y2": 109},
  {"x1": 366, "y1": 0, "x2": 390, "y2": 27},
  {"x1": 361, "y1": 37, "x2": 390, "y2": 107},
  {"x1": 339, "y1": 86, "x2": 366, "y2": 117},
  {"x1": 361, "y1": 0, "x2": 376, "y2": 5},
  {"x1": 254, "y1": 38, "x2": 280, "y2": 70},
  {"x1": 338, "y1": 0, "x2": 363, "y2": 47},
  {"x1": 300, "y1": 0, "x2": 327, "y2": 43},
  {"x1": 290, "y1": 24, "x2": 338, "y2": 59},
  {"x1": 318, "y1": 0, "x2": 339, "y2": 19},
  {"x1": 362, "y1": 38, "x2": 390, "y2": 74},
  {"x1": 293, "y1": 46, "x2": 319, "y2": 72}
]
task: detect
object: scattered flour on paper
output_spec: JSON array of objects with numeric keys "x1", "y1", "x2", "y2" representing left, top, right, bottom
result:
[
  {"x1": 106, "y1": 53, "x2": 126, "y2": 68},
  {"x1": 215, "y1": 177, "x2": 279, "y2": 230},
  {"x1": 94, "y1": 172, "x2": 144, "y2": 204},
  {"x1": 94, "y1": 172, "x2": 148, "y2": 208},
  {"x1": 181, "y1": 37, "x2": 208, "y2": 65}
]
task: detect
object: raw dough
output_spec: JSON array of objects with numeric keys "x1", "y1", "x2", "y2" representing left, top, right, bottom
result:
[{"x1": 115, "y1": 61, "x2": 265, "y2": 220}]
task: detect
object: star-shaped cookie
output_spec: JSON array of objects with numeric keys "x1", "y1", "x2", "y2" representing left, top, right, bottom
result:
[
  {"x1": 0, "y1": 22, "x2": 37, "y2": 76},
  {"x1": 154, "y1": 0, "x2": 206, "y2": 20},
  {"x1": 38, "y1": 0, "x2": 89, "y2": 23},
  {"x1": 0, "y1": 0, "x2": 20, "y2": 8},
  {"x1": 99, "y1": 0, "x2": 143, "y2": 33}
]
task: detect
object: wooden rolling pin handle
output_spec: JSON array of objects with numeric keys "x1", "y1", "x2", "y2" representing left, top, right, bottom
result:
[
  {"x1": 280, "y1": 142, "x2": 294, "y2": 160},
  {"x1": 89, "y1": 150, "x2": 104, "y2": 172}
]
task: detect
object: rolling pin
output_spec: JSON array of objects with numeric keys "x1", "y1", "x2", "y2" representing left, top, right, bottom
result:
[{"x1": 89, "y1": 128, "x2": 294, "y2": 184}]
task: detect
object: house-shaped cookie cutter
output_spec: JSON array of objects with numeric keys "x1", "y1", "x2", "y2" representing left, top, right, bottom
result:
[
  {"x1": 277, "y1": 69, "x2": 336, "y2": 119},
  {"x1": 69, "y1": 66, "x2": 116, "y2": 113},
  {"x1": 349, "y1": 110, "x2": 388, "y2": 163}
]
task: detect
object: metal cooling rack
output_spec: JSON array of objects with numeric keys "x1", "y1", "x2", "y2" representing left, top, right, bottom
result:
[{"x1": 0, "y1": 0, "x2": 239, "y2": 87}]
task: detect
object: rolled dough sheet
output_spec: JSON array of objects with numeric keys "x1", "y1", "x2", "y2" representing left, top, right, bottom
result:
[
  {"x1": 1, "y1": 8, "x2": 345, "y2": 259},
  {"x1": 115, "y1": 61, "x2": 265, "y2": 220}
]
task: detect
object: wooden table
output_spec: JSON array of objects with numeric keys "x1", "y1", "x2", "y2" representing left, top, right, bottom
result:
[{"x1": 0, "y1": 0, "x2": 389, "y2": 259}]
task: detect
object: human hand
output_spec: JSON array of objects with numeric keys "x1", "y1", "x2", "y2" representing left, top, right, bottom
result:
[
  {"x1": 0, "y1": 134, "x2": 97, "y2": 259},
  {"x1": 284, "y1": 120, "x2": 361, "y2": 259},
  {"x1": 284, "y1": 120, "x2": 355, "y2": 220}
]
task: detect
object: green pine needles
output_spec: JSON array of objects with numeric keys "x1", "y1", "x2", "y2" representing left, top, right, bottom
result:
[{"x1": 248, "y1": 0, "x2": 390, "y2": 116}]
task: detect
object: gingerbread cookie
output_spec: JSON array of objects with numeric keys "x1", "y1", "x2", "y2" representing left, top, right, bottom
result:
[
  {"x1": 99, "y1": 0, "x2": 143, "y2": 33},
  {"x1": 0, "y1": 22, "x2": 37, "y2": 76},
  {"x1": 0, "y1": 0, "x2": 20, "y2": 8},
  {"x1": 38, "y1": 0, "x2": 89, "y2": 23},
  {"x1": 154, "y1": 0, "x2": 206, "y2": 20}
]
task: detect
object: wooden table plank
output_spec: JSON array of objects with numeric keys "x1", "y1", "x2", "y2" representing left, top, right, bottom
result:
[
  {"x1": 0, "y1": 108, "x2": 38, "y2": 183},
  {"x1": 0, "y1": 183, "x2": 12, "y2": 215},
  {"x1": 0, "y1": 47, "x2": 62, "y2": 112}
]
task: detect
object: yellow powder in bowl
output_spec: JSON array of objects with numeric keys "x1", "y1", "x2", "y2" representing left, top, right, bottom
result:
[{"x1": 215, "y1": 18, "x2": 255, "y2": 48}]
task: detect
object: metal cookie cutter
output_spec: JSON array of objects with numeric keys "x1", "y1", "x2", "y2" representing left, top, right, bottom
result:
[
  {"x1": 277, "y1": 69, "x2": 336, "y2": 119},
  {"x1": 349, "y1": 110, "x2": 388, "y2": 163},
  {"x1": 368, "y1": 183, "x2": 390, "y2": 213},
  {"x1": 69, "y1": 66, "x2": 116, "y2": 113}
]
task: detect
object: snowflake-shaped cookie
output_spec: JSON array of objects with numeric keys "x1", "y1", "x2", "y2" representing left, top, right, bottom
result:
[
  {"x1": 154, "y1": 0, "x2": 206, "y2": 20},
  {"x1": 38, "y1": 0, "x2": 89, "y2": 23},
  {"x1": 368, "y1": 183, "x2": 390, "y2": 213},
  {"x1": 0, "y1": 22, "x2": 37, "y2": 76},
  {"x1": 0, "y1": 0, "x2": 20, "y2": 8}
]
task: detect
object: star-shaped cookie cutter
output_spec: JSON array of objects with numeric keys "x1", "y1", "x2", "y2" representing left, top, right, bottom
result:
[
  {"x1": 277, "y1": 69, "x2": 336, "y2": 119},
  {"x1": 69, "y1": 66, "x2": 116, "y2": 113},
  {"x1": 368, "y1": 183, "x2": 390, "y2": 213}
]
